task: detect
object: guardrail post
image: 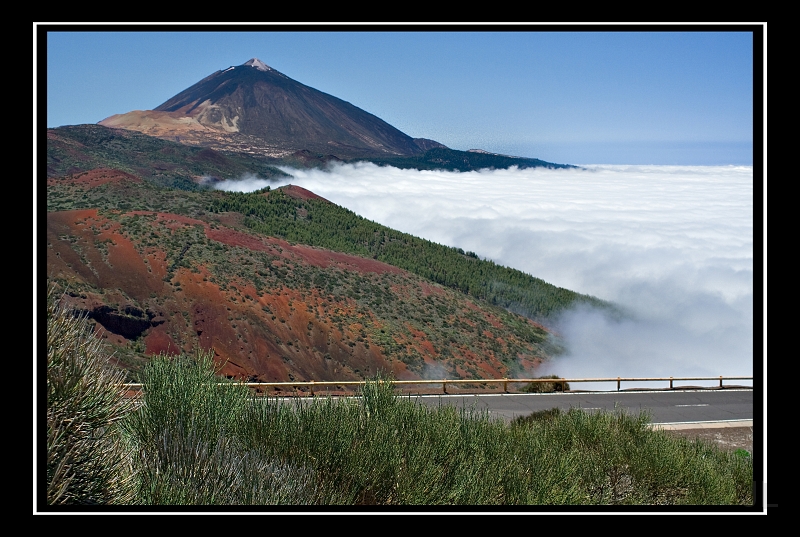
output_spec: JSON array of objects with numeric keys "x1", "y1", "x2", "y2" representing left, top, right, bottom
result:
[
  {"x1": 443, "y1": 380, "x2": 447, "y2": 394},
  {"x1": 617, "y1": 377, "x2": 621, "y2": 391},
  {"x1": 669, "y1": 376, "x2": 673, "y2": 389},
  {"x1": 720, "y1": 376, "x2": 723, "y2": 388},
  {"x1": 561, "y1": 378, "x2": 566, "y2": 392},
  {"x1": 310, "y1": 380, "x2": 314, "y2": 397},
  {"x1": 503, "y1": 378, "x2": 508, "y2": 393}
]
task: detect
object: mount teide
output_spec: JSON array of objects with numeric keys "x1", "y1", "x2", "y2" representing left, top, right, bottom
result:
[{"x1": 99, "y1": 58, "x2": 446, "y2": 160}]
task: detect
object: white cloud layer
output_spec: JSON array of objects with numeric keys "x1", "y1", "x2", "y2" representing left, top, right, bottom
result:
[
  {"x1": 217, "y1": 162, "x2": 757, "y2": 390},
  {"x1": 210, "y1": 173, "x2": 276, "y2": 192}
]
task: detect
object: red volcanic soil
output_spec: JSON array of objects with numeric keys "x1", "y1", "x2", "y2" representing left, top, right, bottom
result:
[
  {"x1": 205, "y1": 221, "x2": 403, "y2": 275},
  {"x1": 206, "y1": 226, "x2": 275, "y2": 253},
  {"x1": 47, "y1": 207, "x2": 419, "y2": 383},
  {"x1": 130, "y1": 212, "x2": 208, "y2": 232},
  {"x1": 287, "y1": 242, "x2": 403, "y2": 275},
  {"x1": 128, "y1": 209, "x2": 401, "y2": 275},
  {"x1": 280, "y1": 184, "x2": 332, "y2": 203},
  {"x1": 48, "y1": 200, "x2": 553, "y2": 387},
  {"x1": 143, "y1": 326, "x2": 180, "y2": 357},
  {"x1": 47, "y1": 168, "x2": 141, "y2": 188},
  {"x1": 47, "y1": 209, "x2": 165, "y2": 302}
]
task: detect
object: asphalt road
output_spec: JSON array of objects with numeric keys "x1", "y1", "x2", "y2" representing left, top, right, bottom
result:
[
  {"x1": 274, "y1": 388, "x2": 754, "y2": 426},
  {"x1": 402, "y1": 388, "x2": 754, "y2": 425}
]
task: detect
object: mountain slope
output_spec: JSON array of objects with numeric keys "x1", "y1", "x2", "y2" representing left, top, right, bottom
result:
[
  {"x1": 213, "y1": 187, "x2": 607, "y2": 321},
  {"x1": 47, "y1": 124, "x2": 609, "y2": 323},
  {"x1": 97, "y1": 58, "x2": 573, "y2": 170},
  {"x1": 47, "y1": 124, "x2": 290, "y2": 190},
  {"x1": 100, "y1": 58, "x2": 440, "y2": 160},
  {"x1": 46, "y1": 172, "x2": 563, "y2": 386}
]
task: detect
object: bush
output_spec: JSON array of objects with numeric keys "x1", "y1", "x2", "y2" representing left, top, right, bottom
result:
[
  {"x1": 122, "y1": 351, "x2": 319, "y2": 505},
  {"x1": 510, "y1": 407, "x2": 562, "y2": 426},
  {"x1": 46, "y1": 287, "x2": 136, "y2": 505},
  {"x1": 523, "y1": 374, "x2": 570, "y2": 393}
]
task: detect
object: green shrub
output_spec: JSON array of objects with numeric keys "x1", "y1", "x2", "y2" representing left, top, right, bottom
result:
[
  {"x1": 511, "y1": 407, "x2": 563, "y2": 426},
  {"x1": 122, "y1": 351, "x2": 319, "y2": 505},
  {"x1": 358, "y1": 370, "x2": 397, "y2": 417},
  {"x1": 46, "y1": 287, "x2": 136, "y2": 505},
  {"x1": 509, "y1": 407, "x2": 753, "y2": 505},
  {"x1": 523, "y1": 374, "x2": 570, "y2": 393}
]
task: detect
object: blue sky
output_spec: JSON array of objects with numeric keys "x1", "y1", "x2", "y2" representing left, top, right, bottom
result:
[{"x1": 41, "y1": 25, "x2": 759, "y2": 165}]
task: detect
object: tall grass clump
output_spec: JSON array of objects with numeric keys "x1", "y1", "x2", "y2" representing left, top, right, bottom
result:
[
  {"x1": 238, "y1": 373, "x2": 518, "y2": 505},
  {"x1": 46, "y1": 287, "x2": 136, "y2": 505},
  {"x1": 123, "y1": 351, "x2": 319, "y2": 505},
  {"x1": 510, "y1": 407, "x2": 754, "y2": 505}
]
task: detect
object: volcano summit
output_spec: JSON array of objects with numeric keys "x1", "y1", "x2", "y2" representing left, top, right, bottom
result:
[{"x1": 100, "y1": 58, "x2": 446, "y2": 160}]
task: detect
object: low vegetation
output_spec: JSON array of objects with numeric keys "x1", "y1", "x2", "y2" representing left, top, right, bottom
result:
[
  {"x1": 212, "y1": 188, "x2": 617, "y2": 322},
  {"x1": 522, "y1": 374, "x2": 571, "y2": 393},
  {"x1": 45, "y1": 292, "x2": 752, "y2": 507},
  {"x1": 46, "y1": 288, "x2": 136, "y2": 505}
]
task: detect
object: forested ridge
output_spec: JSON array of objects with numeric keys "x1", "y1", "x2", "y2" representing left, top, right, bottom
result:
[
  {"x1": 211, "y1": 188, "x2": 615, "y2": 323},
  {"x1": 351, "y1": 147, "x2": 575, "y2": 172}
]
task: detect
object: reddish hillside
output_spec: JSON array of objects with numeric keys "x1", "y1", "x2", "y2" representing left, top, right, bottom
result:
[
  {"x1": 47, "y1": 168, "x2": 141, "y2": 188},
  {"x1": 46, "y1": 169, "x2": 558, "y2": 391},
  {"x1": 281, "y1": 184, "x2": 332, "y2": 204}
]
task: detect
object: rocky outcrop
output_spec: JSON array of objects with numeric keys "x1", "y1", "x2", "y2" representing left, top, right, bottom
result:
[{"x1": 83, "y1": 304, "x2": 164, "y2": 340}]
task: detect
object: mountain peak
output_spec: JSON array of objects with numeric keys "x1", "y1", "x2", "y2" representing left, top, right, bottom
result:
[
  {"x1": 107, "y1": 57, "x2": 436, "y2": 159},
  {"x1": 244, "y1": 58, "x2": 271, "y2": 71}
]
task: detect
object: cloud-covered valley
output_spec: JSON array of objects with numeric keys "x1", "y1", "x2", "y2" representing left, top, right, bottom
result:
[{"x1": 215, "y1": 162, "x2": 756, "y2": 390}]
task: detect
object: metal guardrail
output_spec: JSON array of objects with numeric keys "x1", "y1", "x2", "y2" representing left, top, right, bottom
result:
[{"x1": 122, "y1": 375, "x2": 753, "y2": 397}]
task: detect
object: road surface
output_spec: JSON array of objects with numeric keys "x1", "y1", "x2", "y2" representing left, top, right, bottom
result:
[{"x1": 402, "y1": 388, "x2": 754, "y2": 426}]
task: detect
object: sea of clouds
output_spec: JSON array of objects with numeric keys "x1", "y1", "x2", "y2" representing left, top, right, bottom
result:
[{"x1": 214, "y1": 162, "x2": 757, "y2": 390}]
